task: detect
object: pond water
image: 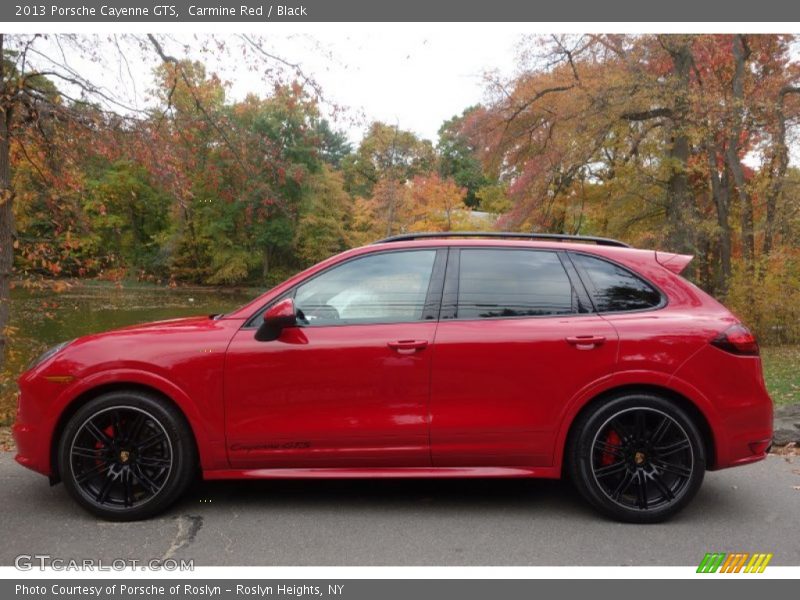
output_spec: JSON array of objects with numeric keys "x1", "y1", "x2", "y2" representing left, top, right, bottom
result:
[{"x1": 0, "y1": 281, "x2": 260, "y2": 422}]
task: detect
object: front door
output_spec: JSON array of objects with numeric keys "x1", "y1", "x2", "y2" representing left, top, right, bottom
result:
[{"x1": 224, "y1": 248, "x2": 444, "y2": 469}]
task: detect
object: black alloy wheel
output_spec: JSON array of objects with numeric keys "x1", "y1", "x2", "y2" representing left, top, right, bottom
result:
[
  {"x1": 568, "y1": 393, "x2": 705, "y2": 523},
  {"x1": 58, "y1": 390, "x2": 196, "y2": 521}
]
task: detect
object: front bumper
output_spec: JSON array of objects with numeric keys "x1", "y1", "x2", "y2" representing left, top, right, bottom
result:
[
  {"x1": 13, "y1": 377, "x2": 63, "y2": 478},
  {"x1": 12, "y1": 419, "x2": 51, "y2": 476}
]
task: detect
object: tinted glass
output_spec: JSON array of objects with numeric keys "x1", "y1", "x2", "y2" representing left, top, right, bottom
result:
[
  {"x1": 294, "y1": 250, "x2": 436, "y2": 325},
  {"x1": 572, "y1": 253, "x2": 662, "y2": 312},
  {"x1": 457, "y1": 249, "x2": 574, "y2": 319}
]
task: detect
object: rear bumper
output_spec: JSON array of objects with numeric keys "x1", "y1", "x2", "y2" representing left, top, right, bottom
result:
[
  {"x1": 711, "y1": 421, "x2": 773, "y2": 471},
  {"x1": 672, "y1": 345, "x2": 773, "y2": 471},
  {"x1": 724, "y1": 451, "x2": 769, "y2": 468},
  {"x1": 709, "y1": 395, "x2": 773, "y2": 470}
]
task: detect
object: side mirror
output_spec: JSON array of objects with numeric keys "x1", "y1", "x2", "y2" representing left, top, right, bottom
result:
[{"x1": 255, "y1": 298, "x2": 298, "y2": 342}]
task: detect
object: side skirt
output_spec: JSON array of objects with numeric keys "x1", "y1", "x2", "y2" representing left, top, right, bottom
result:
[{"x1": 202, "y1": 466, "x2": 561, "y2": 480}]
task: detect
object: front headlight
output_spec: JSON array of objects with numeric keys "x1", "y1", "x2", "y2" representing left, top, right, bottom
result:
[{"x1": 27, "y1": 340, "x2": 74, "y2": 371}]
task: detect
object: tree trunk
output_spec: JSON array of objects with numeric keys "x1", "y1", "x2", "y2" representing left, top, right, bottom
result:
[
  {"x1": 0, "y1": 34, "x2": 15, "y2": 372},
  {"x1": 725, "y1": 34, "x2": 755, "y2": 273},
  {"x1": 762, "y1": 123, "x2": 784, "y2": 257},
  {"x1": 664, "y1": 39, "x2": 694, "y2": 255},
  {"x1": 707, "y1": 141, "x2": 732, "y2": 293},
  {"x1": 384, "y1": 180, "x2": 397, "y2": 237},
  {"x1": 762, "y1": 86, "x2": 798, "y2": 257},
  {"x1": 262, "y1": 246, "x2": 270, "y2": 280}
]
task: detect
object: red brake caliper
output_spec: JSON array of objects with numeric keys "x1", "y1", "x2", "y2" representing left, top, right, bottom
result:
[
  {"x1": 601, "y1": 430, "x2": 621, "y2": 466},
  {"x1": 95, "y1": 425, "x2": 115, "y2": 466}
]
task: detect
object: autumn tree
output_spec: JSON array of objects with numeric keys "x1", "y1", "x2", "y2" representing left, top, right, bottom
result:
[
  {"x1": 0, "y1": 33, "x2": 324, "y2": 370},
  {"x1": 407, "y1": 174, "x2": 470, "y2": 232},
  {"x1": 344, "y1": 122, "x2": 435, "y2": 237},
  {"x1": 296, "y1": 165, "x2": 353, "y2": 265},
  {"x1": 467, "y1": 33, "x2": 800, "y2": 340},
  {"x1": 343, "y1": 122, "x2": 434, "y2": 197},
  {"x1": 437, "y1": 108, "x2": 491, "y2": 208}
]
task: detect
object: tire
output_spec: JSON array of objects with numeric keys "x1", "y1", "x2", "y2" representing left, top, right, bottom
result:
[
  {"x1": 57, "y1": 390, "x2": 197, "y2": 521},
  {"x1": 567, "y1": 393, "x2": 705, "y2": 523}
]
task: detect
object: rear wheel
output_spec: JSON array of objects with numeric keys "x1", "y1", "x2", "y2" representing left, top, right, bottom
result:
[
  {"x1": 58, "y1": 390, "x2": 196, "y2": 521},
  {"x1": 567, "y1": 393, "x2": 705, "y2": 523}
]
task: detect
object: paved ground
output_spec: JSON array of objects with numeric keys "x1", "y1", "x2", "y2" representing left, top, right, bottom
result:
[{"x1": 0, "y1": 450, "x2": 798, "y2": 566}]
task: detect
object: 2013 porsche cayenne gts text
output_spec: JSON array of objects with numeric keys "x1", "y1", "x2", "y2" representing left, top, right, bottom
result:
[{"x1": 13, "y1": 232, "x2": 773, "y2": 522}]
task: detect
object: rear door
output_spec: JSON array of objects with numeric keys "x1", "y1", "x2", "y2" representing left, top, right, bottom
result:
[{"x1": 429, "y1": 247, "x2": 619, "y2": 467}]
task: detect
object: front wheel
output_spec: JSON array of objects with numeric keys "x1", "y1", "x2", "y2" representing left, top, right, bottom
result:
[
  {"x1": 58, "y1": 390, "x2": 196, "y2": 521},
  {"x1": 567, "y1": 393, "x2": 706, "y2": 523}
]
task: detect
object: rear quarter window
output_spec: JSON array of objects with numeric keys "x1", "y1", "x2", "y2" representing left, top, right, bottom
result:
[{"x1": 571, "y1": 253, "x2": 662, "y2": 312}]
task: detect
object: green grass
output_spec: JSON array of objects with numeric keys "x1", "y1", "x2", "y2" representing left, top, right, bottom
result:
[{"x1": 761, "y1": 345, "x2": 800, "y2": 406}]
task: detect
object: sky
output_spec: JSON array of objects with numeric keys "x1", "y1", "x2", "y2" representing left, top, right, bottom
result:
[
  {"x1": 27, "y1": 28, "x2": 530, "y2": 145},
  {"x1": 233, "y1": 29, "x2": 525, "y2": 142}
]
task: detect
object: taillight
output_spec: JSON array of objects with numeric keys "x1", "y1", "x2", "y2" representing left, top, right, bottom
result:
[{"x1": 711, "y1": 324, "x2": 759, "y2": 356}]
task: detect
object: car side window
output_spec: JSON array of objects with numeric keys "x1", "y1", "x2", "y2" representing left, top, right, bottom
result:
[
  {"x1": 294, "y1": 250, "x2": 437, "y2": 326},
  {"x1": 456, "y1": 249, "x2": 575, "y2": 319},
  {"x1": 571, "y1": 253, "x2": 662, "y2": 312}
]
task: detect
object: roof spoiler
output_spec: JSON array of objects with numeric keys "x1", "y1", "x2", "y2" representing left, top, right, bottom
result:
[{"x1": 655, "y1": 251, "x2": 693, "y2": 274}]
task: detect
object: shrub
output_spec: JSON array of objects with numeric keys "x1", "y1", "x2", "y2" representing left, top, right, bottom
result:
[{"x1": 725, "y1": 250, "x2": 800, "y2": 345}]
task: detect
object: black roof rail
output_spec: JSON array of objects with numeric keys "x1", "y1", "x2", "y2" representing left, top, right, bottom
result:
[{"x1": 373, "y1": 231, "x2": 630, "y2": 248}]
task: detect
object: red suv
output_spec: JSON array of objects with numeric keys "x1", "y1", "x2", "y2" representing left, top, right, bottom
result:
[{"x1": 13, "y1": 233, "x2": 773, "y2": 522}]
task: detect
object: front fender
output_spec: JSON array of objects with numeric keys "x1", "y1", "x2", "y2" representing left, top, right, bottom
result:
[
  {"x1": 15, "y1": 368, "x2": 228, "y2": 475},
  {"x1": 40, "y1": 368, "x2": 227, "y2": 474}
]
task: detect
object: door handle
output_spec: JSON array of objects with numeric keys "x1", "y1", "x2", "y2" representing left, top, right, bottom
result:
[
  {"x1": 565, "y1": 335, "x2": 606, "y2": 350},
  {"x1": 387, "y1": 339, "x2": 429, "y2": 353}
]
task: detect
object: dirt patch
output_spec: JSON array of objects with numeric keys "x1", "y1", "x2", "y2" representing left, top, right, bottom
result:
[
  {"x1": 0, "y1": 426, "x2": 14, "y2": 452},
  {"x1": 770, "y1": 442, "x2": 798, "y2": 458}
]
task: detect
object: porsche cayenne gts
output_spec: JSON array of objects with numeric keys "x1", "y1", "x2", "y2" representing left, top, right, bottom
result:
[{"x1": 13, "y1": 232, "x2": 773, "y2": 522}]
